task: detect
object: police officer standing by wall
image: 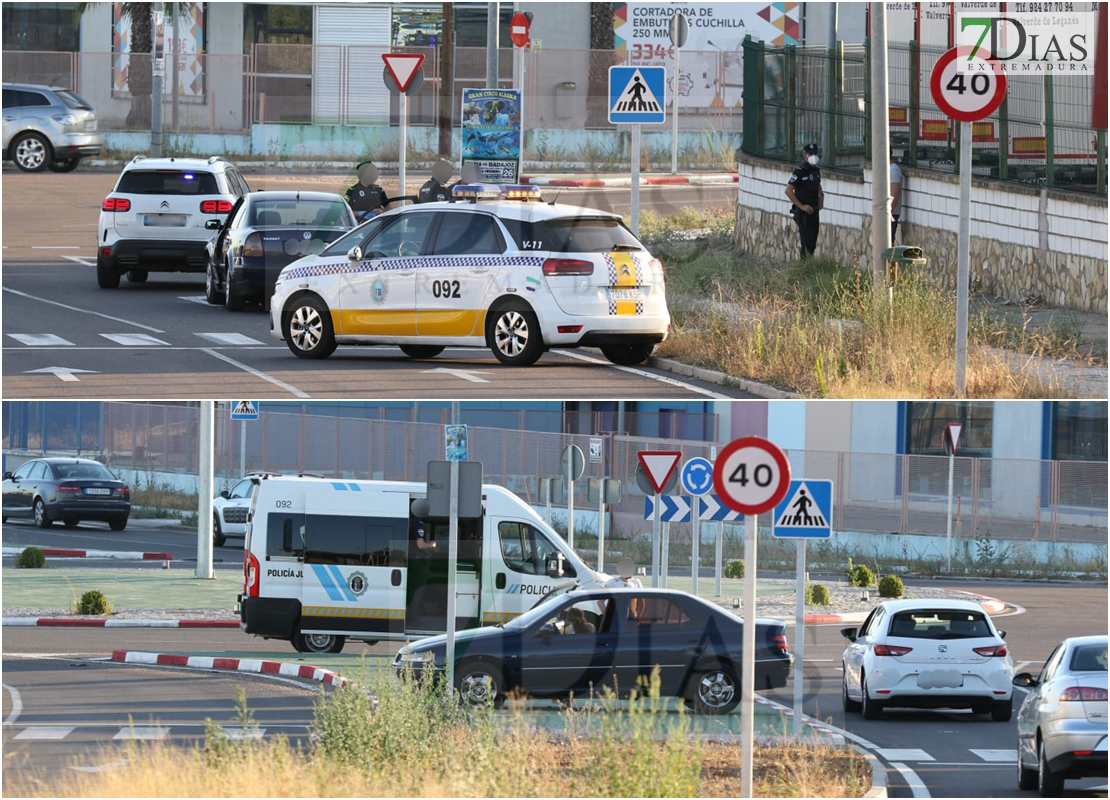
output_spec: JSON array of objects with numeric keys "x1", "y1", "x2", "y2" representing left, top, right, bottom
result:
[
  {"x1": 346, "y1": 161, "x2": 390, "y2": 220},
  {"x1": 784, "y1": 143, "x2": 824, "y2": 259}
]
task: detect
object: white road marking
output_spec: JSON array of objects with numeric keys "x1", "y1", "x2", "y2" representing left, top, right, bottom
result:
[
  {"x1": 196, "y1": 332, "x2": 267, "y2": 346},
  {"x1": 31, "y1": 246, "x2": 80, "y2": 249},
  {"x1": 552, "y1": 349, "x2": 733, "y2": 398},
  {"x1": 14, "y1": 726, "x2": 75, "y2": 740},
  {"x1": 421, "y1": 367, "x2": 492, "y2": 383},
  {"x1": 878, "y1": 748, "x2": 934, "y2": 761},
  {"x1": 179, "y1": 296, "x2": 210, "y2": 304},
  {"x1": 113, "y1": 726, "x2": 170, "y2": 740},
  {"x1": 8, "y1": 334, "x2": 74, "y2": 346},
  {"x1": 68, "y1": 759, "x2": 131, "y2": 773},
  {"x1": 2, "y1": 683, "x2": 23, "y2": 726},
  {"x1": 202, "y1": 348, "x2": 311, "y2": 398},
  {"x1": 219, "y1": 726, "x2": 266, "y2": 740},
  {"x1": 100, "y1": 333, "x2": 171, "y2": 346},
  {"x1": 970, "y1": 749, "x2": 1018, "y2": 762},
  {"x1": 23, "y1": 366, "x2": 97, "y2": 382},
  {"x1": 63, "y1": 256, "x2": 96, "y2": 266},
  {"x1": 890, "y1": 761, "x2": 932, "y2": 798},
  {"x1": 2, "y1": 287, "x2": 164, "y2": 332}
]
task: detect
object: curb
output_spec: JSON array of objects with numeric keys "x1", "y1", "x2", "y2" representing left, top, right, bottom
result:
[
  {"x1": 647, "y1": 356, "x2": 798, "y2": 398},
  {"x1": 109, "y1": 649, "x2": 349, "y2": 686},
  {"x1": 4, "y1": 617, "x2": 239, "y2": 628},
  {"x1": 2, "y1": 546, "x2": 174, "y2": 560}
]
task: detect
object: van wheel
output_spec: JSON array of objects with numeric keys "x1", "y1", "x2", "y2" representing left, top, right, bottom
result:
[
  {"x1": 456, "y1": 661, "x2": 504, "y2": 708},
  {"x1": 283, "y1": 295, "x2": 337, "y2": 359},
  {"x1": 293, "y1": 631, "x2": 345, "y2": 654},
  {"x1": 213, "y1": 514, "x2": 226, "y2": 547},
  {"x1": 489, "y1": 300, "x2": 544, "y2": 366},
  {"x1": 399, "y1": 345, "x2": 445, "y2": 359},
  {"x1": 600, "y1": 342, "x2": 655, "y2": 366}
]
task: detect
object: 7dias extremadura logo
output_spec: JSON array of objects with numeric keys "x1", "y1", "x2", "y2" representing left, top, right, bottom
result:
[{"x1": 957, "y1": 8, "x2": 1097, "y2": 73}]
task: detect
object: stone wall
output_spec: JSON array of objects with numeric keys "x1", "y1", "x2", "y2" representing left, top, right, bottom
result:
[{"x1": 735, "y1": 154, "x2": 1108, "y2": 314}]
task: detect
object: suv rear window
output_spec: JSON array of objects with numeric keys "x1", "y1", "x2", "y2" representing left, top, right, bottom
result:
[
  {"x1": 55, "y1": 90, "x2": 92, "y2": 110},
  {"x1": 500, "y1": 217, "x2": 643, "y2": 253},
  {"x1": 116, "y1": 170, "x2": 221, "y2": 195}
]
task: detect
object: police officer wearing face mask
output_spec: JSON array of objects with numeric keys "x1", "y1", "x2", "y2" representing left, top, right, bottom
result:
[{"x1": 785, "y1": 143, "x2": 825, "y2": 259}]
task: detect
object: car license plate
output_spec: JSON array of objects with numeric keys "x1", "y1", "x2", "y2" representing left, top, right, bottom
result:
[
  {"x1": 608, "y1": 288, "x2": 643, "y2": 302},
  {"x1": 144, "y1": 214, "x2": 186, "y2": 227},
  {"x1": 84, "y1": 487, "x2": 111, "y2": 495},
  {"x1": 917, "y1": 669, "x2": 963, "y2": 689},
  {"x1": 84, "y1": 120, "x2": 96, "y2": 131}
]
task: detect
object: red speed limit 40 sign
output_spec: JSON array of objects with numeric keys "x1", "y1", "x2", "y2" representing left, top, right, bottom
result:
[
  {"x1": 712, "y1": 436, "x2": 791, "y2": 515},
  {"x1": 930, "y1": 45, "x2": 1007, "y2": 122}
]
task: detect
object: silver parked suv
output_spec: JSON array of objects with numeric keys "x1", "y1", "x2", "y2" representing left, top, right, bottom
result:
[
  {"x1": 2, "y1": 82, "x2": 103, "y2": 172},
  {"x1": 97, "y1": 155, "x2": 249, "y2": 288}
]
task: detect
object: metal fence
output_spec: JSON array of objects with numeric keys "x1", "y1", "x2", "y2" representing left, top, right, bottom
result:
[
  {"x1": 742, "y1": 37, "x2": 1107, "y2": 194},
  {"x1": 3, "y1": 403, "x2": 1104, "y2": 545}
]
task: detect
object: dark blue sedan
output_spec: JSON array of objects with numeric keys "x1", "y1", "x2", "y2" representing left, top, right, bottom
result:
[
  {"x1": 392, "y1": 587, "x2": 793, "y2": 714},
  {"x1": 2, "y1": 457, "x2": 131, "y2": 530},
  {"x1": 204, "y1": 190, "x2": 356, "y2": 311}
]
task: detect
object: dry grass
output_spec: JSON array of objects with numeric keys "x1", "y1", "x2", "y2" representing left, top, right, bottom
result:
[{"x1": 641, "y1": 210, "x2": 1093, "y2": 398}]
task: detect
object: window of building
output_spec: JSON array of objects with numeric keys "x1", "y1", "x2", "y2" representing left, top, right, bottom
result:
[
  {"x1": 905, "y1": 402, "x2": 993, "y2": 457},
  {"x1": 1051, "y1": 402, "x2": 1108, "y2": 461},
  {"x1": 2, "y1": 3, "x2": 80, "y2": 51},
  {"x1": 243, "y1": 3, "x2": 313, "y2": 50}
]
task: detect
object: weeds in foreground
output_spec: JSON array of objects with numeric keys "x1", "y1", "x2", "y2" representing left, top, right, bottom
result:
[{"x1": 12, "y1": 666, "x2": 868, "y2": 798}]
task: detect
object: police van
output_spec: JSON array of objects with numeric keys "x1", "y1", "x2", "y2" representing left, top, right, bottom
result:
[
  {"x1": 238, "y1": 474, "x2": 622, "y2": 653},
  {"x1": 268, "y1": 184, "x2": 670, "y2": 367}
]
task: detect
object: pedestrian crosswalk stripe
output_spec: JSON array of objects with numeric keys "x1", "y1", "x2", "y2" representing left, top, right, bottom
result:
[
  {"x1": 113, "y1": 726, "x2": 170, "y2": 740},
  {"x1": 876, "y1": 748, "x2": 933, "y2": 761},
  {"x1": 970, "y1": 749, "x2": 1018, "y2": 762},
  {"x1": 14, "y1": 726, "x2": 75, "y2": 740},
  {"x1": 8, "y1": 334, "x2": 73, "y2": 346},
  {"x1": 100, "y1": 333, "x2": 170, "y2": 346},
  {"x1": 196, "y1": 333, "x2": 267, "y2": 346}
]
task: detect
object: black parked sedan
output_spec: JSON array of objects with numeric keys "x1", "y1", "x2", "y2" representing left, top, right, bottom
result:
[
  {"x1": 204, "y1": 190, "x2": 356, "y2": 311},
  {"x1": 2, "y1": 457, "x2": 131, "y2": 530},
  {"x1": 392, "y1": 587, "x2": 793, "y2": 714}
]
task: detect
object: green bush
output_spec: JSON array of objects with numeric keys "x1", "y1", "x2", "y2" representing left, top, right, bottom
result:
[
  {"x1": 17, "y1": 546, "x2": 45, "y2": 569},
  {"x1": 848, "y1": 564, "x2": 874, "y2": 588},
  {"x1": 878, "y1": 574, "x2": 905, "y2": 597},
  {"x1": 804, "y1": 583, "x2": 831, "y2": 605},
  {"x1": 724, "y1": 559, "x2": 744, "y2": 579},
  {"x1": 76, "y1": 589, "x2": 112, "y2": 615}
]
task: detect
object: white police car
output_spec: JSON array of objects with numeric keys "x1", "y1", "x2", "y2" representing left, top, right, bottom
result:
[{"x1": 268, "y1": 185, "x2": 670, "y2": 366}]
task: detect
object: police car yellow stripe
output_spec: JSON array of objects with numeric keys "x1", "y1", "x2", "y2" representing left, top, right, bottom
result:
[
  {"x1": 336, "y1": 310, "x2": 417, "y2": 336},
  {"x1": 416, "y1": 309, "x2": 487, "y2": 337},
  {"x1": 302, "y1": 606, "x2": 405, "y2": 620},
  {"x1": 610, "y1": 252, "x2": 638, "y2": 316}
]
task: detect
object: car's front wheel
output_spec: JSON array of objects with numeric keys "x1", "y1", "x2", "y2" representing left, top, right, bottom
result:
[
  {"x1": 283, "y1": 295, "x2": 338, "y2": 359},
  {"x1": 399, "y1": 345, "x2": 445, "y2": 359},
  {"x1": 292, "y1": 631, "x2": 345, "y2": 654},
  {"x1": 12, "y1": 132, "x2": 51, "y2": 172},
  {"x1": 600, "y1": 342, "x2": 656, "y2": 366},
  {"x1": 688, "y1": 664, "x2": 740, "y2": 715},
  {"x1": 48, "y1": 157, "x2": 81, "y2": 173},
  {"x1": 1038, "y1": 737, "x2": 1064, "y2": 797},
  {"x1": 456, "y1": 661, "x2": 504, "y2": 708},
  {"x1": 33, "y1": 498, "x2": 53, "y2": 528},
  {"x1": 205, "y1": 262, "x2": 225, "y2": 305},
  {"x1": 489, "y1": 300, "x2": 544, "y2": 366},
  {"x1": 96, "y1": 256, "x2": 121, "y2": 289}
]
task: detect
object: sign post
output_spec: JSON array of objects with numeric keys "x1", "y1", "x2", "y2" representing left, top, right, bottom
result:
[
  {"x1": 609, "y1": 66, "x2": 666, "y2": 237},
  {"x1": 681, "y1": 456, "x2": 713, "y2": 595},
  {"x1": 668, "y1": 12, "x2": 689, "y2": 175},
  {"x1": 637, "y1": 451, "x2": 682, "y2": 587},
  {"x1": 714, "y1": 437, "x2": 791, "y2": 800},
  {"x1": 383, "y1": 53, "x2": 426, "y2": 201},
  {"x1": 930, "y1": 46, "x2": 1007, "y2": 397},
  {"x1": 943, "y1": 422, "x2": 963, "y2": 572},
  {"x1": 588, "y1": 478, "x2": 621, "y2": 573},
  {"x1": 773, "y1": 479, "x2": 833, "y2": 737},
  {"x1": 561, "y1": 445, "x2": 585, "y2": 548}
]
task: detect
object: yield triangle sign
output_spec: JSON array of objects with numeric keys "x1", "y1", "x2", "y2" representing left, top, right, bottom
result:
[
  {"x1": 638, "y1": 451, "x2": 682, "y2": 494},
  {"x1": 382, "y1": 53, "x2": 425, "y2": 93},
  {"x1": 945, "y1": 422, "x2": 963, "y2": 455}
]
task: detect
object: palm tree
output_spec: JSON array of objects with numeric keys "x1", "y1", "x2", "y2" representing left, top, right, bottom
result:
[
  {"x1": 74, "y1": 2, "x2": 163, "y2": 128},
  {"x1": 587, "y1": 2, "x2": 615, "y2": 128}
]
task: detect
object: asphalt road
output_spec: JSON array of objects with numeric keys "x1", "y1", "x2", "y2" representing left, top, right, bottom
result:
[{"x1": 2, "y1": 170, "x2": 747, "y2": 400}]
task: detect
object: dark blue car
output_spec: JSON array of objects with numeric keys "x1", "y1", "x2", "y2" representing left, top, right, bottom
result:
[
  {"x1": 392, "y1": 587, "x2": 793, "y2": 714},
  {"x1": 2, "y1": 457, "x2": 131, "y2": 530}
]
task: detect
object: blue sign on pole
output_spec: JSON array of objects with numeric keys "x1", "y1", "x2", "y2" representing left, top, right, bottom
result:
[
  {"x1": 231, "y1": 401, "x2": 259, "y2": 420},
  {"x1": 772, "y1": 480, "x2": 833, "y2": 538},
  {"x1": 681, "y1": 457, "x2": 714, "y2": 496},
  {"x1": 608, "y1": 66, "x2": 667, "y2": 124},
  {"x1": 643, "y1": 495, "x2": 691, "y2": 522},
  {"x1": 697, "y1": 494, "x2": 744, "y2": 522}
]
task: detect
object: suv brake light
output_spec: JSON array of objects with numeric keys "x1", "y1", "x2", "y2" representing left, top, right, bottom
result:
[
  {"x1": 972, "y1": 644, "x2": 1008, "y2": 657},
  {"x1": 874, "y1": 643, "x2": 913, "y2": 656},
  {"x1": 242, "y1": 232, "x2": 264, "y2": 258},
  {"x1": 1061, "y1": 686, "x2": 1108, "y2": 701},
  {"x1": 102, "y1": 197, "x2": 131, "y2": 212},
  {"x1": 543, "y1": 258, "x2": 594, "y2": 276},
  {"x1": 201, "y1": 200, "x2": 233, "y2": 214}
]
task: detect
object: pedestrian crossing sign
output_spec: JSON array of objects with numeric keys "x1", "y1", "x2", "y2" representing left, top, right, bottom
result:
[
  {"x1": 231, "y1": 401, "x2": 259, "y2": 420},
  {"x1": 608, "y1": 66, "x2": 667, "y2": 124},
  {"x1": 772, "y1": 479, "x2": 833, "y2": 539}
]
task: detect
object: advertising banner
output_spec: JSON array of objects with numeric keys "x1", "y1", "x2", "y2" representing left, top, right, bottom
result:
[{"x1": 461, "y1": 88, "x2": 522, "y2": 183}]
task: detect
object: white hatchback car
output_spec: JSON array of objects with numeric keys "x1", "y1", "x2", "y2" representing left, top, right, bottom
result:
[
  {"x1": 841, "y1": 598, "x2": 1014, "y2": 721},
  {"x1": 97, "y1": 155, "x2": 249, "y2": 288},
  {"x1": 269, "y1": 185, "x2": 670, "y2": 367}
]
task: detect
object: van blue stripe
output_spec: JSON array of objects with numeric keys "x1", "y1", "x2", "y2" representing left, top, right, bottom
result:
[
  {"x1": 327, "y1": 564, "x2": 357, "y2": 601},
  {"x1": 330, "y1": 482, "x2": 361, "y2": 491},
  {"x1": 310, "y1": 564, "x2": 346, "y2": 601}
]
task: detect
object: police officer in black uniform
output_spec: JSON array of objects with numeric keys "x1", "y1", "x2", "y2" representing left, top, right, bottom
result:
[
  {"x1": 417, "y1": 159, "x2": 454, "y2": 204},
  {"x1": 785, "y1": 142, "x2": 825, "y2": 259},
  {"x1": 345, "y1": 161, "x2": 390, "y2": 221}
]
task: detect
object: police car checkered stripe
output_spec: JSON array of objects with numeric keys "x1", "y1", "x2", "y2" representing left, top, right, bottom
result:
[
  {"x1": 283, "y1": 255, "x2": 546, "y2": 281},
  {"x1": 603, "y1": 252, "x2": 646, "y2": 316}
]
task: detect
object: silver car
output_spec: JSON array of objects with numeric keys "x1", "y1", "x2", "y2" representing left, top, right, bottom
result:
[
  {"x1": 2, "y1": 82, "x2": 102, "y2": 173},
  {"x1": 1014, "y1": 635, "x2": 1108, "y2": 797}
]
